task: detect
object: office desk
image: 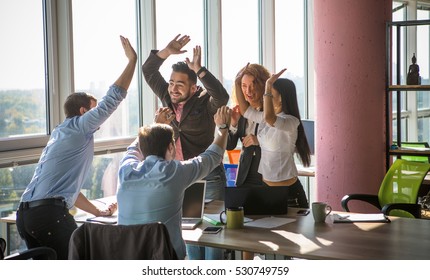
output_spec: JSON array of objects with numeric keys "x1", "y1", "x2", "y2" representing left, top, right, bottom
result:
[
  {"x1": 183, "y1": 201, "x2": 430, "y2": 260},
  {"x1": 297, "y1": 164, "x2": 315, "y2": 177},
  {"x1": 4, "y1": 200, "x2": 430, "y2": 260}
]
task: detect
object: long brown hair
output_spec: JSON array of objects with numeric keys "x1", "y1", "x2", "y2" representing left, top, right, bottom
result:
[
  {"x1": 232, "y1": 63, "x2": 270, "y2": 106},
  {"x1": 273, "y1": 78, "x2": 311, "y2": 167}
]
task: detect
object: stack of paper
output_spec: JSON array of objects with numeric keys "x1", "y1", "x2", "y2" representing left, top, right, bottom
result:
[{"x1": 333, "y1": 213, "x2": 390, "y2": 223}]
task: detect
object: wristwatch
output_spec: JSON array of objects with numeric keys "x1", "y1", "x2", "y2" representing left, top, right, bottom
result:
[{"x1": 218, "y1": 124, "x2": 228, "y2": 129}]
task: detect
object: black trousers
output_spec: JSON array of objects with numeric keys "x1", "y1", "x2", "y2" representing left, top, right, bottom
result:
[
  {"x1": 16, "y1": 201, "x2": 77, "y2": 260},
  {"x1": 264, "y1": 179, "x2": 309, "y2": 208}
]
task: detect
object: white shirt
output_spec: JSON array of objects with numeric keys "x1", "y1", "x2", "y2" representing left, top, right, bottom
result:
[{"x1": 244, "y1": 107, "x2": 299, "y2": 182}]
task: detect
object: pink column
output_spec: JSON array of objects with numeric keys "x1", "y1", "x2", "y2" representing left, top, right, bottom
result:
[{"x1": 314, "y1": 0, "x2": 392, "y2": 212}]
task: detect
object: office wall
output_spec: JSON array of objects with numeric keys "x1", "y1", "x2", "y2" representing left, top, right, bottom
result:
[{"x1": 314, "y1": 0, "x2": 392, "y2": 212}]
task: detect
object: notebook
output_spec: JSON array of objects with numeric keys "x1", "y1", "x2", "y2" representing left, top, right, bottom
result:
[
  {"x1": 181, "y1": 181, "x2": 206, "y2": 230},
  {"x1": 224, "y1": 186, "x2": 289, "y2": 215}
]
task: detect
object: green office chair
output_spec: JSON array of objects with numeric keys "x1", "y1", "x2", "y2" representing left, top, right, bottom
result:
[
  {"x1": 341, "y1": 159, "x2": 430, "y2": 218},
  {"x1": 395, "y1": 141, "x2": 430, "y2": 163}
]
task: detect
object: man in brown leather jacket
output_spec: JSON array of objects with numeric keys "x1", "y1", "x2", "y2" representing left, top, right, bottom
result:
[
  {"x1": 142, "y1": 34, "x2": 229, "y2": 259},
  {"x1": 142, "y1": 34, "x2": 229, "y2": 196}
]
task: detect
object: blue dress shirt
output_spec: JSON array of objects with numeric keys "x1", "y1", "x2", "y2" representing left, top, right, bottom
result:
[
  {"x1": 117, "y1": 139, "x2": 224, "y2": 260},
  {"x1": 20, "y1": 85, "x2": 127, "y2": 208}
]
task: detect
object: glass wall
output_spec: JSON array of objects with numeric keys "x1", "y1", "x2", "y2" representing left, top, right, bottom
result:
[
  {"x1": 221, "y1": 0, "x2": 259, "y2": 102},
  {"x1": 417, "y1": 8, "x2": 430, "y2": 142},
  {"x1": 275, "y1": 0, "x2": 306, "y2": 117},
  {"x1": 155, "y1": 0, "x2": 204, "y2": 80},
  {"x1": 0, "y1": 0, "x2": 311, "y2": 254},
  {"x1": 0, "y1": 1, "x2": 47, "y2": 140},
  {"x1": 72, "y1": 0, "x2": 139, "y2": 140},
  {"x1": 391, "y1": 1, "x2": 430, "y2": 143}
]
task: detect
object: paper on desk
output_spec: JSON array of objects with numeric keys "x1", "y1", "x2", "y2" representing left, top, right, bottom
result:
[
  {"x1": 86, "y1": 215, "x2": 118, "y2": 224},
  {"x1": 244, "y1": 216, "x2": 295, "y2": 229},
  {"x1": 332, "y1": 213, "x2": 390, "y2": 223}
]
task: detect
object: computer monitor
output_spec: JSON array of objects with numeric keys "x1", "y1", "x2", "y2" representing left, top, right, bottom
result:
[{"x1": 302, "y1": 119, "x2": 315, "y2": 155}]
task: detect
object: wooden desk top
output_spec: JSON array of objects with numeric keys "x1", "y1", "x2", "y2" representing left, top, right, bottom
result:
[
  {"x1": 4, "y1": 199, "x2": 430, "y2": 259},
  {"x1": 297, "y1": 164, "x2": 315, "y2": 177},
  {"x1": 183, "y1": 201, "x2": 430, "y2": 260},
  {"x1": 389, "y1": 147, "x2": 430, "y2": 156}
]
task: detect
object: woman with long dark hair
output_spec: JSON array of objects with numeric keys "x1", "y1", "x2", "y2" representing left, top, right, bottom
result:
[{"x1": 235, "y1": 66, "x2": 311, "y2": 208}]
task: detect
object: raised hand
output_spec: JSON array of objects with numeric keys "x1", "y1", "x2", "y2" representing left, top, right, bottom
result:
[
  {"x1": 165, "y1": 34, "x2": 191, "y2": 56},
  {"x1": 214, "y1": 105, "x2": 232, "y2": 127},
  {"x1": 266, "y1": 68, "x2": 287, "y2": 92},
  {"x1": 120, "y1": 35, "x2": 137, "y2": 62},
  {"x1": 185, "y1": 45, "x2": 202, "y2": 72}
]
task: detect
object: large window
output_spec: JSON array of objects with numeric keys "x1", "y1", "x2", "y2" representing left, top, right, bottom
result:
[
  {"x1": 0, "y1": 1, "x2": 47, "y2": 140},
  {"x1": 221, "y1": 0, "x2": 259, "y2": 98},
  {"x1": 417, "y1": 8, "x2": 430, "y2": 142},
  {"x1": 72, "y1": 0, "x2": 139, "y2": 140},
  {"x1": 0, "y1": 0, "x2": 312, "y2": 254},
  {"x1": 391, "y1": 1, "x2": 430, "y2": 143},
  {"x1": 155, "y1": 0, "x2": 204, "y2": 80},
  {"x1": 275, "y1": 0, "x2": 306, "y2": 116},
  {"x1": 0, "y1": 152, "x2": 124, "y2": 254}
]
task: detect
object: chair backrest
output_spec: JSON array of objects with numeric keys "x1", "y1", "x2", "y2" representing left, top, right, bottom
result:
[
  {"x1": 397, "y1": 141, "x2": 430, "y2": 163},
  {"x1": 378, "y1": 159, "x2": 430, "y2": 217},
  {"x1": 0, "y1": 238, "x2": 6, "y2": 260},
  {"x1": 1, "y1": 237, "x2": 57, "y2": 260},
  {"x1": 68, "y1": 222, "x2": 178, "y2": 260}
]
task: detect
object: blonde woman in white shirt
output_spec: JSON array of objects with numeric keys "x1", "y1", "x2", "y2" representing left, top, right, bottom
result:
[{"x1": 235, "y1": 66, "x2": 311, "y2": 208}]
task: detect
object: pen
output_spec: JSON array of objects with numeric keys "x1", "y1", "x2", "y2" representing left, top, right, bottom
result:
[{"x1": 339, "y1": 215, "x2": 350, "y2": 220}]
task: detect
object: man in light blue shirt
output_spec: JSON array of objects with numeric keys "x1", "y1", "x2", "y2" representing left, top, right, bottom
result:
[
  {"x1": 117, "y1": 106, "x2": 231, "y2": 260},
  {"x1": 16, "y1": 36, "x2": 137, "y2": 260}
]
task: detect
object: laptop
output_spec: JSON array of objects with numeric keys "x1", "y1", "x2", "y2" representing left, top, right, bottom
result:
[
  {"x1": 224, "y1": 186, "x2": 289, "y2": 215},
  {"x1": 181, "y1": 181, "x2": 206, "y2": 230}
]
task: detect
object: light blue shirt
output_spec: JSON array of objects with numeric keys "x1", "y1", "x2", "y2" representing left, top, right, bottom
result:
[
  {"x1": 117, "y1": 139, "x2": 224, "y2": 260},
  {"x1": 21, "y1": 85, "x2": 127, "y2": 208}
]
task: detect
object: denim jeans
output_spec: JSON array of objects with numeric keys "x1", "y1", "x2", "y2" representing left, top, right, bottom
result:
[
  {"x1": 203, "y1": 164, "x2": 227, "y2": 200},
  {"x1": 186, "y1": 245, "x2": 224, "y2": 260},
  {"x1": 187, "y1": 164, "x2": 226, "y2": 260}
]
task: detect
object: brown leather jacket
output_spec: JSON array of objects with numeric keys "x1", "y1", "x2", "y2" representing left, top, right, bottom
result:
[{"x1": 142, "y1": 50, "x2": 229, "y2": 159}]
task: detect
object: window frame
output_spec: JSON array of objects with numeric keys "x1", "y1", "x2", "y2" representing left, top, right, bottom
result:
[{"x1": 0, "y1": 0, "x2": 313, "y2": 166}]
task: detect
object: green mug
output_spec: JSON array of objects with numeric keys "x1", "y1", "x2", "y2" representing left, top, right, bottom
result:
[{"x1": 220, "y1": 207, "x2": 244, "y2": 229}]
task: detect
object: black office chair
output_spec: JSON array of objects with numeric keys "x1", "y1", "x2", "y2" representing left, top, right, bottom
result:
[
  {"x1": 0, "y1": 237, "x2": 57, "y2": 260},
  {"x1": 68, "y1": 222, "x2": 178, "y2": 260}
]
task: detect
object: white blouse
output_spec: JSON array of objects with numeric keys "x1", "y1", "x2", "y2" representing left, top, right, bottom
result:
[{"x1": 244, "y1": 107, "x2": 300, "y2": 182}]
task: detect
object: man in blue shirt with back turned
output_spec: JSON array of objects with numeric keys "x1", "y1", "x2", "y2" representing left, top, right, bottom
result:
[
  {"x1": 117, "y1": 106, "x2": 231, "y2": 260},
  {"x1": 16, "y1": 35, "x2": 137, "y2": 260}
]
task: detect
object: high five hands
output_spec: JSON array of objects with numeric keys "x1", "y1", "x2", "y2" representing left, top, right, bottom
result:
[
  {"x1": 165, "y1": 34, "x2": 191, "y2": 55},
  {"x1": 265, "y1": 68, "x2": 287, "y2": 92},
  {"x1": 154, "y1": 107, "x2": 176, "y2": 124},
  {"x1": 163, "y1": 34, "x2": 202, "y2": 73}
]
